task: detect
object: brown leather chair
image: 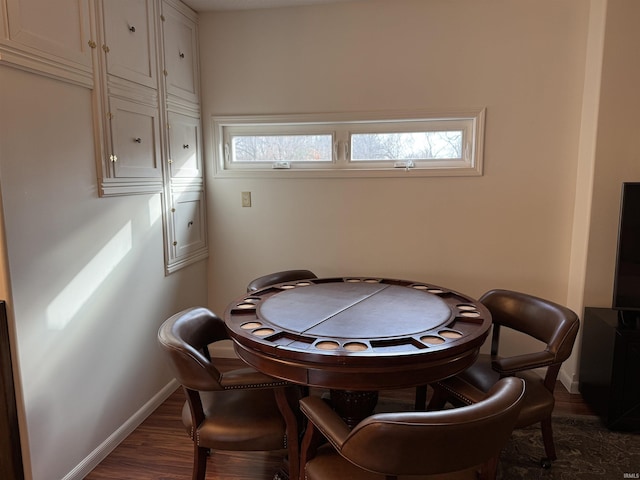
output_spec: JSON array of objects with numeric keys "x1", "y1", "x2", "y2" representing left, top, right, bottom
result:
[
  {"x1": 246, "y1": 269, "x2": 317, "y2": 292},
  {"x1": 427, "y1": 289, "x2": 580, "y2": 468},
  {"x1": 157, "y1": 307, "x2": 301, "y2": 480},
  {"x1": 299, "y1": 377, "x2": 525, "y2": 480}
]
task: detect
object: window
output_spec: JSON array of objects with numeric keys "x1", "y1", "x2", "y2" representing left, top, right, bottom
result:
[{"x1": 213, "y1": 109, "x2": 485, "y2": 178}]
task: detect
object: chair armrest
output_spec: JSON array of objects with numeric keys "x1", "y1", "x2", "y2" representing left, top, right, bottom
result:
[
  {"x1": 492, "y1": 351, "x2": 555, "y2": 375},
  {"x1": 299, "y1": 396, "x2": 351, "y2": 450},
  {"x1": 220, "y1": 367, "x2": 290, "y2": 390}
]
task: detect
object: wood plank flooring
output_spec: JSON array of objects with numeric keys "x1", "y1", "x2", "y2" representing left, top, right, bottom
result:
[{"x1": 86, "y1": 360, "x2": 597, "y2": 480}]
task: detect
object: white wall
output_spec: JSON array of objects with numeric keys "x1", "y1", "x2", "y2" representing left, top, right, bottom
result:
[
  {"x1": 0, "y1": 66, "x2": 207, "y2": 480},
  {"x1": 199, "y1": 0, "x2": 590, "y2": 376}
]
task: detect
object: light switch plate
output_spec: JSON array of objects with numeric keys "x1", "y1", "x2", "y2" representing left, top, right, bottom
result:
[{"x1": 241, "y1": 191, "x2": 251, "y2": 207}]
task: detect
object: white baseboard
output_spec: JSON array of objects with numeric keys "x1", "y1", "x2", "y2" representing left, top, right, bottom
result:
[
  {"x1": 558, "y1": 367, "x2": 580, "y2": 394},
  {"x1": 61, "y1": 379, "x2": 179, "y2": 480}
]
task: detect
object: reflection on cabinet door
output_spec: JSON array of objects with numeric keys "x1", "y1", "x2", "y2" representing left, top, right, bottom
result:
[
  {"x1": 108, "y1": 97, "x2": 162, "y2": 179},
  {"x1": 170, "y1": 189, "x2": 206, "y2": 261},
  {"x1": 162, "y1": 0, "x2": 198, "y2": 104},
  {"x1": 168, "y1": 111, "x2": 202, "y2": 179},
  {"x1": 101, "y1": 0, "x2": 157, "y2": 88}
]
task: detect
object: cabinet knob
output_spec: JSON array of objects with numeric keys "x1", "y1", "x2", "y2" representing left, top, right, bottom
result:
[
  {"x1": 134, "y1": 137, "x2": 142, "y2": 143},
  {"x1": 128, "y1": 25, "x2": 136, "y2": 33},
  {"x1": 179, "y1": 52, "x2": 185, "y2": 58},
  {"x1": 173, "y1": 241, "x2": 177, "y2": 246},
  {"x1": 183, "y1": 144, "x2": 189, "y2": 149},
  {"x1": 188, "y1": 221, "x2": 194, "y2": 227},
  {"x1": 109, "y1": 154, "x2": 118, "y2": 163}
]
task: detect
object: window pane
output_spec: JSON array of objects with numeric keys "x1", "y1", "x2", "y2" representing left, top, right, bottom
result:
[
  {"x1": 351, "y1": 131, "x2": 463, "y2": 161},
  {"x1": 232, "y1": 134, "x2": 332, "y2": 162}
]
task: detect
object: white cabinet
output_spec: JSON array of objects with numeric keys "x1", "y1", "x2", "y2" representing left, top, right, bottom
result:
[
  {"x1": 1, "y1": 0, "x2": 208, "y2": 272},
  {"x1": 0, "y1": 0, "x2": 95, "y2": 87},
  {"x1": 93, "y1": 0, "x2": 163, "y2": 196},
  {"x1": 161, "y1": 0, "x2": 199, "y2": 106},
  {"x1": 167, "y1": 111, "x2": 202, "y2": 179},
  {"x1": 107, "y1": 97, "x2": 162, "y2": 180},
  {"x1": 100, "y1": 0, "x2": 157, "y2": 89},
  {"x1": 160, "y1": 0, "x2": 206, "y2": 273},
  {"x1": 167, "y1": 188, "x2": 207, "y2": 271}
]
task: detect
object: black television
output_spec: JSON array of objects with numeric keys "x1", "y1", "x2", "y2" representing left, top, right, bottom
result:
[{"x1": 612, "y1": 182, "x2": 640, "y2": 311}]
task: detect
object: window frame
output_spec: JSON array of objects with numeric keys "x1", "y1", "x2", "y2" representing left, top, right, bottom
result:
[{"x1": 212, "y1": 108, "x2": 485, "y2": 178}]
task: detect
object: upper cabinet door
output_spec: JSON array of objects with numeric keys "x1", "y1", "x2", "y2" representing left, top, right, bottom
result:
[
  {"x1": 0, "y1": 0, "x2": 94, "y2": 86},
  {"x1": 162, "y1": 0, "x2": 199, "y2": 105},
  {"x1": 101, "y1": 0, "x2": 157, "y2": 89}
]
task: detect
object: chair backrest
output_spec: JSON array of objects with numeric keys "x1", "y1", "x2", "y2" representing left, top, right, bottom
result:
[
  {"x1": 340, "y1": 377, "x2": 525, "y2": 477},
  {"x1": 481, "y1": 289, "x2": 580, "y2": 364},
  {"x1": 246, "y1": 269, "x2": 318, "y2": 292},
  {"x1": 157, "y1": 307, "x2": 227, "y2": 391}
]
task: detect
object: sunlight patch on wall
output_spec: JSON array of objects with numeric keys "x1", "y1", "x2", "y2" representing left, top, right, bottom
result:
[
  {"x1": 46, "y1": 222, "x2": 133, "y2": 330},
  {"x1": 148, "y1": 194, "x2": 162, "y2": 227}
]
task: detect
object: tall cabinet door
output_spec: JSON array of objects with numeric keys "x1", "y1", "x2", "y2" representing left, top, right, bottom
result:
[
  {"x1": 100, "y1": 0, "x2": 157, "y2": 89},
  {"x1": 162, "y1": 0, "x2": 199, "y2": 104}
]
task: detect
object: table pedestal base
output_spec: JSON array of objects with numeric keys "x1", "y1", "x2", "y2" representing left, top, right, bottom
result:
[{"x1": 330, "y1": 390, "x2": 379, "y2": 428}]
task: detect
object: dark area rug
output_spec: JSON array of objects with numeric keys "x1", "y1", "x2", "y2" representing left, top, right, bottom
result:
[{"x1": 498, "y1": 415, "x2": 640, "y2": 479}]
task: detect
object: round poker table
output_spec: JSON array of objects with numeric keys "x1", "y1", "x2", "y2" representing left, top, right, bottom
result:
[{"x1": 224, "y1": 277, "x2": 491, "y2": 425}]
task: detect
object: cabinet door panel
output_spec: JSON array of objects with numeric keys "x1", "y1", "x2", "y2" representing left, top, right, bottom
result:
[
  {"x1": 2, "y1": 0, "x2": 93, "y2": 83},
  {"x1": 162, "y1": 1, "x2": 198, "y2": 103},
  {"x1": 168, "y1": 111, "x2": 202, "y2": 179},
  {"x1": 171, "y1": 189, "x2": 206, "y2": 259},
  {"x1": 102, "y1": 0, "x2": 157, "y2": 88},
  {"x1": 108, "y1": 97, "x2": 162, "y2": 179}
]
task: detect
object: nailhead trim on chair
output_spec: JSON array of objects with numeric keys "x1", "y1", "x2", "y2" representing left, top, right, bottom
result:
[
  {"x1": 436, "y1": 382, "x2": 475, "y2": 405},
  {"x1": 190, "y1": 423, "x2": 288, "y2": 448},
  {"x1": 222, "y1": 381, "x2": 290, "y2": 390}
]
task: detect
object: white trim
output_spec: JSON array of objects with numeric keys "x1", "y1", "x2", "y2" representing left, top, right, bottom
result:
[
  {"x1": 212, "y1": 108, "x2": 485, "y2": 179},
  {"x1": 61, "y1": 379, "x2": 179, "y2": 480}
]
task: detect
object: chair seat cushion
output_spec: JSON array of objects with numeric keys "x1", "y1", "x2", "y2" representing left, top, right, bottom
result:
[
  {"x1": 305, "y1": 444, "x2": 482, "y2": 480},
  {"x1": 457, "y1": 354, "x2": 555, "y2": 428},
  {"x1": 182, "y1": 388, "x2": 287, "y2": 451}
]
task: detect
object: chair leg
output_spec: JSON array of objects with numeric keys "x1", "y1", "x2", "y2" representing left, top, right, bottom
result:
[
  {"x1": 540, "y1": 416, "x2": 557, "y2": 463},
  {"x1": 299, "y1": 421, "x2": 326, "y2": 480},
  {"x1": 480, "y1": 454, "x2": 499, "y2": 480},
  {"x1": 193, "y1": 444, "x2": 208, "y2": 480},
  {"x1": 426, "y1": 385, "x2": 448, "y2": 411},
  {"x1": 414, "y1": 385, "x2": 427, "y2": 410},
  {"x1": 275, "y1": 387, "x2": 300, "y2": 480}
]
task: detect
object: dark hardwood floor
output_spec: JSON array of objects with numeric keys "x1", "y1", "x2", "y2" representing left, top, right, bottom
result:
[{"x1": 86, "y1": 360, "x2": 597, "y2": 480}]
